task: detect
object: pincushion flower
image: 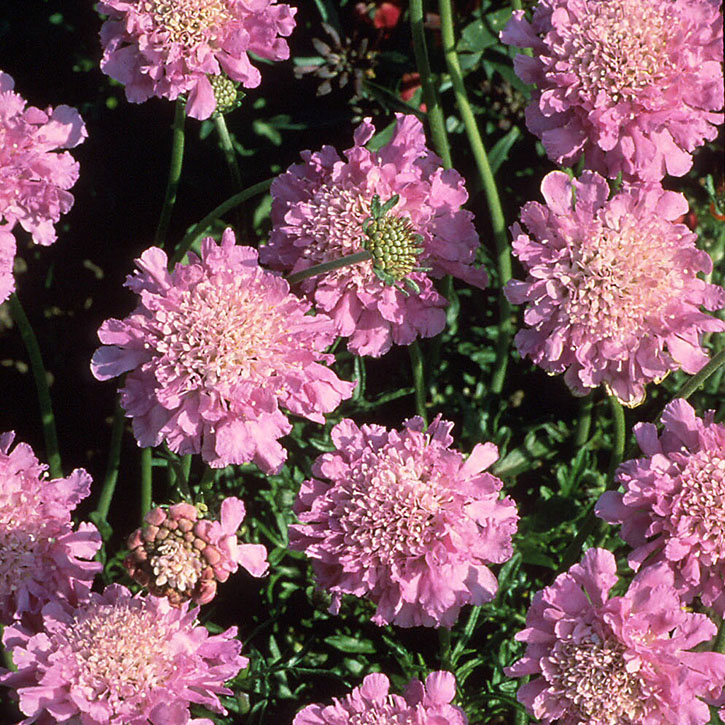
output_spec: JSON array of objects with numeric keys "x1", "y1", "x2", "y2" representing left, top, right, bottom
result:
[
  {"x1": 91, "y1": 229, "x2": 354, "y2": 472},
  {"x1": 0, "y1": 431, "x2": 101, "y2": 626},
  {"x1": 260, "y1": 113, "x2": 488, "y2": 357},
  {"x1": 500, "y1": 0, "x2": 724, "y2": 181},
  {"x1": 290, "y1": 415, "x2": 518, "y2": 628},
  {"x1": 507, "y1": 548, "x2": 725, "y2": 724},
  {"x1": 98, "y1": 0, "x2": 296, "y2": 120},
  {"x1": 294, "y1": 671, "x2": 468, "y2": 724},
  {"x1": 1, "y1": 583, "x2": 246, "y2": 724},
  {"x1": 596, "y1": 398, "x2": 725, "y2": 614},
  {"x1": 125, "y1": 497, "x2": 268, "y2": 606},
  {"x1": 505, "y1": 170, "x2": 725, "y2": 405}
]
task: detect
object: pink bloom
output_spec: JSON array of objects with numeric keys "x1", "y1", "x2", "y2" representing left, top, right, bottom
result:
[
  {"x1": 260, "y1": 113, "x2": 487, "y2": 357},
  {"x1": 505, "y1": 171, "x2": 725, "y2": 405},
  {"x1": 294, "y1": 671, "x2": 468, "y2": 724},
  {"x1": 596, "y1": 398, "x2": 725, "y2": 614},
  {"x1": 290, "y1": 415, "x2": 518, "y2": 628},
  {"x1": 0, "y1": 227, "x2": 15, "y2": 304},
  {"x1": 500, "y1": 0, "x2": 724, "y2": 181},
  {"x1": 1, "y1": 583, "x2": 246, "y2": 724},
  {"x1": 91, "y1": 229, "x2": 354, "y2": 472},
  {"x1": 507, "y1": 548, "x2": 725, "y2": 724},
  {"x1": 98, "y1": 0, "x2": 296, "y2": 120},
  {"x1": 125, "y1": 497, "x2": 268, "y2": 606},
  {"x1": 0, "y1": 432, "x2": 101, "y2": 626}
]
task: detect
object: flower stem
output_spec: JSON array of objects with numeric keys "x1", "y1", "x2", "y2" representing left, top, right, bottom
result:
[
  {"x1": 409, "y1": 341, "x2": 428, "y2": 424},
  {"x1": 287, "y1": 251, "x2": 372, "y2": 286},
  {"x1": 8, "y1": 293, "x2": 62, "y2": 479},
  {"x1": 715, "y1": 616, "x2": 725, "y2": 654},
  {"x1": 94, "y1": 401, "x2": 125, "y2": 523},
  {"x1": 606, "y1": 395, "x2": 626, "y2": 481},
  {"x1": 438, "y1": 626, "x2": 452, "y2": 672},
  {"x1": 669, "y1": 347, "x2": 725, "y2": 405},
  {"x1": 574, "y1": 394, "x2": 594, "y2": 448},
  {"x1": 438, "y1": 0, "x2": 513, "y2": 395},
  {"x1": 140, "y1": 446, "x2": 153, "y2": 521},
  {"x1": 214, "y1": 113, "x2": 244, "y2": 193},
  {"x1": 154, "y1": 98, "x2": 186, "y2": 247},
  {"x1": 410, "y1": 0, "x2": 452, "y2": 167}
]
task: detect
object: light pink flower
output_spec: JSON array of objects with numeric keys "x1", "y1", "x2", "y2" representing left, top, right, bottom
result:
[
  {"x1": 500, "y1": 0, "x2": 724, "y2": 182},
  {"x1": 290, "y1": 415, "x2": 518, "y2": 628},
  {"x1": 0, "y1": 431, "x2": 101, "y2": 626},
  {"x1": 596, "y1": 398, "x2": 725, "y2": 615},
  {"x1": 1, "y1": 583, "x2": 246, "y2": 724},
  {"x1": 505, "y1": 170, "x2": 725, "y2": 405},
  {"x1": 98, "y1": 0, "x2": 296, "y2": 120},
  {"x1": 294, "y1": 671, "x2": 468, "y2": 724},
  {"x1": 507, "y1": 548, "x2": 725, "y2": 724},
  {"x1": 260, "y1": 113, "x2": 488, "y2": 357},
  {"x1": 125, "y1": 497, "x2": 268, "y2": 606},
  {"x1": 91, "y1": 229, "x2": 354, "y2": 472},
  {"x1": 0, "y1": 227, "x2": 15, "y2": 304}
]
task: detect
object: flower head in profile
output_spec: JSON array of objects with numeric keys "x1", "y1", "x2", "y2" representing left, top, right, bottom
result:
[
  {"x1": 0, "y1": 432, "x2": 101, "y2": 626},
  {"x1": 505, "y1": 171, "x2": 725, "y2": 405},
  {"x1": 290, "y1": 415, "x2": 518, "y2": 628},
  {"x1": 501, "y1": 0, "x2": 724, "y2": 181},
  {"x1": 294, "y1": 671, "x2": 468, "y2": 724},
  {"x1": 125, "y1": 497, "x2": 268, "y2": 606},
  {"x1": 1, "y1": 583, "x2": 246, "y2": 724},
  {"x1": 260, "y1": 113, "x2": 488, "y2": 357},
  {"x1": 91, "y1": 229, "x2": 354, "y2": 472},
  {"x1": 597, "y1": 399, "x2": 725, "y2": 614},
  {"x1": 98, "y1": 0, "x2": 296, "y2": 120},
  {"x1": 507, "y1": 548, "x2": 725, "y2": 724}
]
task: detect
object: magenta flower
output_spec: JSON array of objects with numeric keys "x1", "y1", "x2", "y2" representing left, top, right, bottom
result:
[
  {"x1": 507, "y1": 548, "x2": 725, "y2": 724},
  {"x1": 98, "y1": 0, "x2": 296, "y2": 120},
  {"x1": 0, "y1": 431, "x2": 101, "y2": 626},
  {"x1": 260, "y1": 113, "x2": 488, "y2": 357},
  {"x1": 290, "y1": 415, "x2": 518, "y2": 628},
  {"x1": 91, "y1": 229, "x2": 354, "y2": 472},
  {"x1": 500, "y1": 0, "x2": 724, "y2": 181},
  {"x1": 1, "y1": 583, "x2": 246, "y2": 724},
  {"x1": 294, "y1": 671, "x2": 468, "y2": 724},
  {"x1": 125, "y1": 497, "x2": 268, "y2": 606},
  {"x1": 505, "y1": 171, "x2": 725, "y2": 405},
  {"x1": 596, "y1": 398, "x2": 725, "y2": 614}
]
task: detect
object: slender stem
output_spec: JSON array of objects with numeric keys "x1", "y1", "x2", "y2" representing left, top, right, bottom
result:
[
  {"x1": 94, "y1": 402, "x2": 125, "y2": 522},
  {"x1": 715, "y1": 617, "x2": 725, "y2": 654},
  {"x1": 214, "y1": 113, "x2": 244, "y2": 193},
  {"x1": 154, "y1": 98, "x2": 186, "y2": 247},
  {"x1": 438, "y1": 627, "x2": 452, "y2": 672},
  {"x1": 438, "y1": 0, "x2": 513, "y2": 395},
  {"x1": 140, "y1": 447, "x2": 153, "y2": 520},
  {"x1": 669, "y1": 347, "x2": 725, "y2": 405},
  {"x1": 574, "y1": 394, "x2": 594, "y2": 449},
  {"x1": 409, "y1": 0, "x2": 452, "y2": 167},
  {"x1": 8, "y1": 293, "x2": 62, "y2": 478},
  {"x1": 287, "y1": 251, "x2": 372, "y2": 286},
  {"x1": 170, "y1": 178, "x2": 273, "y2": 266},
  {"x1": 409, "y1": 341, "x2": 428, "y2": 424},
  {"x1": 606, "y1": 395, "x2": 626, "y2": 481}
]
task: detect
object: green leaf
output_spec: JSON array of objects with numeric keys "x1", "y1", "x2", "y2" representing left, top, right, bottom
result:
[
  {"x1": 488, "y1": 126, "x2": 521, "y2": 175},
  {"x1": 458, "y1": 20, "x2": 498, "y2": 53},
  {"x1": 323, "y1": 635, "x2": 377, "y2": 654}
]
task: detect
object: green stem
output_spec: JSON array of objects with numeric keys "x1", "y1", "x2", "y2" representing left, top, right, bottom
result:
[
  {"x1": 287, "y1": 251, "x2": 372, "y2": 286},
  {"x1": 94, "y1": 402, "x2": 125, "y2": 522},
  {"x1": 409, "y1": 0, "x2": 452, "y2": 167},
  {"x1": 438, "y1": 0, "x2": 513, "y2": 395},
  {"x1": 140, "y1": 447, "x2": 153, "y2": 520},
  {"x1": 154, "y1": 99, "x2": 186, "y2": 247},
  {"x1": 438, "y1": 627, "x2": 452, "y2": 672},
  {"x1": 574, "y1": 394, "x2": 594, "y2": 449},
  {"x1": 214, "y1": 113, "x2": 244, "y2": 193},
  {"x1": 606, "y1": 395, "x2": 626, "y2": 481},
  {"x1": 409, "y1": 341, "x2": 428, "y2": 424},
  {"x1": 170, "y1": 178, "x2": 273, "y2": 266},
  {"x1": 669, "y1": 347, "x2": 725, "y2": 405},
  {"x1": 8, "y1": 293, "x2": 62, "y2": 478},
  {"x1": 514, "y1": 704, "x2": 530, "y2": 725},
  {"x1": 715, "y1": 617, "x2": 725, "y2": 654}
]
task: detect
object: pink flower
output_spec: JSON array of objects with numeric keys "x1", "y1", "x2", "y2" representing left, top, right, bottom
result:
[
  {"x1": 290, "y1": 415, "x2": 518, "y2": 628},
  {"x1": 98, "y1": 0, "x2": 296, "y2": 120},
  {"x1": 0, "y1": 227, "x2": 15, "y2": 305},
  {"x1": 505, "y1": 171, "x2": 725, "y2": 405},
  {"x1": 500, "y1": 0, "x2": 724, "y2": 182},
  {"x1": 294, "y1": 671, "x2": 468, "y2": 724},
  {"x1": 260, "y1": 113, "x2": 488, "y2": 357},
  {"x1": 596, "y1": 398, "x2": 725, "y2": 614},
  {"x1": 1, "y1": 583, "x2": 246, "y2": 724},
  {"x1": 125, "y1": 497, "x2": 268, "y2": 606},
  {"x1": 91, "y1": 229, "x2": 354, "y2": 472},
  {"x1": 0, "y1": 432, "x2": 101, "y2": 626},
  {"x1": 507, "y1": 548, "x2": 725, "y2": 724}
]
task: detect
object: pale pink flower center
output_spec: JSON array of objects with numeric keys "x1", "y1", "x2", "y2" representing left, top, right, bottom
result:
[
  {"x1": 349, "y1": 702, "x2": 411, "y2": 724},
  {"x1": 150, "y1": 536, "x2": 203, "y2": 594},
  {"x1": 546, "y1": 637, "x2": 643, "y2": 724},
  {"x1": 0, "y1": 530, "x2": 44, "y2": 595},
  {"x1": 143, "y1": 0, "x2": 231, "y2": 48}
]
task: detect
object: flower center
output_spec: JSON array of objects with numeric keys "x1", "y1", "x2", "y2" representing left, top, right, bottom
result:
[
  {"x1": 209, "y1": 74, "x2": 239, "y2": 113},
  {"x1": 149, "y1": 534, "x2": 204, "y2": 596},
  {"x1": 143, "y1": 0, "x2": 231, "y2": 48},
  {"x1": 363, "y1": 211, "x2": 424, "y2": 282},
  {"x1": 546, "y1": 637, "x2": 644, "y2": 723},
  {"x1": 349, "y1": 704, "x2": 411, "y2": 724}
]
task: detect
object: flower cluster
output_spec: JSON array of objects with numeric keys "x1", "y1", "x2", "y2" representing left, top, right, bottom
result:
[
  {"x1": 505, "y1": 171, "x2": 725, "y2": 405},
  {"x1": 125, "y1": 497, "x2": 268, "y2": 606},
  {"x1": 290, "y1": 415, "x2": 518, "y2": 628},
  {"x1": 501, "y1": 0, "x2": 724, "y2": 181},
  {"x1": 91, "y1": 229, "x2": 355, "y2": 472},
  {"x1": 98, "y1": 0, "x2": 296, "y2": 120},
  {"x1": 507, "y1": 548, "x2": 725, "y2": 724},
  {"x1": 261, "y1": 113, "x2": 487, "y2": 357}
]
